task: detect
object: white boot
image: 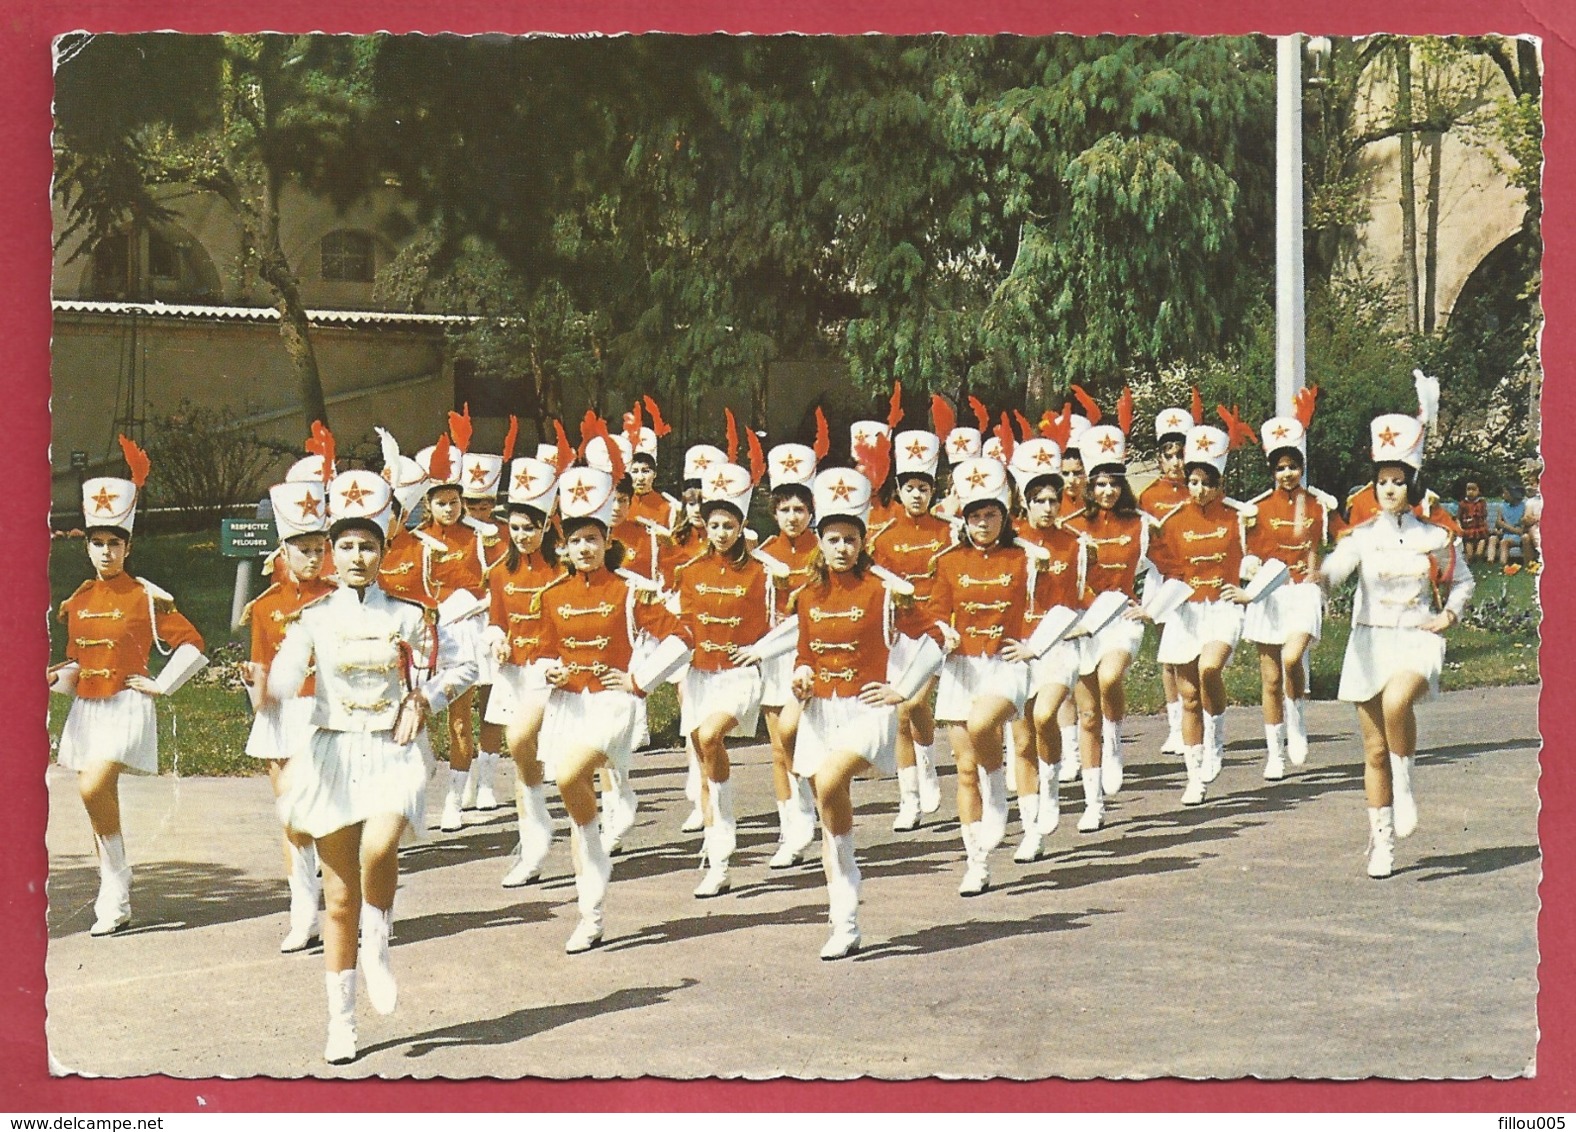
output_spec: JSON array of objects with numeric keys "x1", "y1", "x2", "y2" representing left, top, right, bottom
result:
[
  {"x1": 503, "y1": 782, "x2": 554, "y2": 887},
  {"x1": 600, "y1": 767, "x2": 638, "y2": 854},
  {"x1": 1077, "y1": 767, "x2": 1104, "y2": 832},
  {"x1": 439, "y1": 766, "x2": 466, "y2": 832},
  {"x1": 1263, "y1": 723, "x2": 1287, "y2": 781},
  {"x1": 680, "y1": 743, "x2": 706, "y2": 832},
  {"x1": 977, "y1": 766, "x2": 1009, "y2": 852},
  {"x1": 1202, "y1": 712, "x2": 1225, "y2": 783},
  {"x1": 460, "y1": 758, "x2": 480, "y2": 810},
  {"x1": 1162, "y1": 699, "x2": 1184, "y2": 755},
  {"x1": 474, "y1": 750, "x2": 500, "y2": 811},
  {"x1": 1013, "y1": 794, "x2": 1043, "y2": 862},
  {"x1": 567, "y1": 819, "x2": 612, "y2": 953},
  {"x1": 1181, "y1": 745, "x2": 1207, "y2": 806},
  {"x1": 893, "y1": 766, "x2": 922, "y2": 832},
  {"x1": 323, "y1": 969, "x2": 358, "y2": 1065},
  {"x1": 1058, "y1": 725, "x2": 1080, "y2": 782},
  {"x1": 1367, "y1": 806, "x2": 1395, "y2": 878},
  {"x1": 790, "y1": 774, "x2": 818, "y2": 850},
  {"x1": 1284, "y1": 695, "x2": 1309, "y2": 765},
  {"x1": 820, "y1": 832, "x2": 862, "y2": 960},
  {"x1": 1100, "y1": 717, "x2": 1124, "y2": 796},
  {"x1": 915, "y1": 742, "x2": 942, "y2": 813},
  {"x1": 90, "y1": 832, "x2": 132, "y2": 936},
  {"x1": 958, "y1": 822, "x2": 991, "y2": 896},
  {"x1": 1003, "y1": 728, "x2": 1019, "y2": 793},
  {"x1": 1036, "y1": 764, "x2": 1061, "y2": 835},
  {"x1": 358, "y1": 903, "x2": 397, "y2": 1015},
  {"x1": 281, "y1": 841, "x2": 321, "y2": 953},
  {"x1": 1390, "y1": 754, "x2": 1418, "y2": 838},
  {"x1": 694, "y1": 780, "x2": 734, "y2": 897}
]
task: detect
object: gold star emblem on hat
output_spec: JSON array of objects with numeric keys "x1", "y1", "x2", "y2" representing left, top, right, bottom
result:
[
  {"x1": 1272, "y1": 424, "x2": 1290, "y2": 440},
  {"x1": 779, "y1": 452, "x2": 803, "y2": 474},
  {"x1": 952, "y1": 435, "x2": 972, "y2": 453},
  {"x1": 90, "y1": 486, "x2": 118, "y2": 514},
  {"x1": 711, "y1": 472, "x2": 732, "y2": 493},
  {"x1": 340, "y1": 480, "x2": 373, "y2": 507},
  {"x1": 1195, "y1": 436, "x2": 1215, "y2": 452},
  {"x1": 296, "y1": 492, "x2": 322, "y2": 519},
  {"x1": 905, "y1": 438, "x2": 930, "y2": 460},
  {"x1": 693, "y1": 452, "x2": 713, "y2": 472},
  {"x1": 965, "y1": 468, "x2": 989, "y2": 489},
  {"x1": 1033, "y1": 448, "x2": 1055, "y2": 466},
  {"x1": 468, "y1": 462, "x2": 490, "y2": 484},
  {"x1": 1098, "y1": 434, "x2": 1118, "y2": 453},
  {"x1": 513, "y1": 467, "x2": 536, "y2": 491},
  {"x1": 1164, "y1": 413, "x2": 1186, "y2": 430},
  {"x1": 829, "y1": 478, "x2": 855, "y2": 502},
  {"x1": 1377, "y1": 425, "x2": 1400, "y2": 447},
  {"x1": 568, "y1": 480, "x2": 594, "y2": 504}
]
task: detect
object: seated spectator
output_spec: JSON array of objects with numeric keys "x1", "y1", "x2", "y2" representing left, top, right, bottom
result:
[
  {"x1": 1456, "y1": 480, "x2": 1490, "y2": 561},
  {"x1": 1523, "y1": 485, "x2": 1543, "y2": 574},
  {"x1": 1490, "y1": 481, "x2": 1527, "y2": 566}
]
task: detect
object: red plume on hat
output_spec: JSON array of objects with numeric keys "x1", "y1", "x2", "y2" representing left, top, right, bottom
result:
[
  {"x1": 501, "y1": 415, "x2": 519, "y2": 464},
  {"x1": 447, "y1": 403, "x2": 473, "y2": 455},
  {"x1": 1039, "y1": 404, "x2": 1073, "y2": 448},
  {"x1": 813, "y1": 407, "x2": 831, "y2": 461},
  {"x1": 1071, "y1": 385, "x2": 1103, "y2": 425},
  {"x1": 968, "y1": 395, "x2": 990, "y2": 433},
  {"x1": 642, "y1": 396, "x2": 673, "y2": 439},
  {"x1": 305, "y1": 420, "x2": 336, "y2": 485},
  {"x1": 623, "y1": 402, "x2": 644, "y2": 452},
  {"x1": 1217, "y1": 405, "x2": 1259, "y2": 450},
  {"x1": 1116, "y1": 387, "x2": 1134, "y2": 437},
  {"x1": 1190, "y1": 385, "x2": 1205, "y2": 426},
  {"x1": 887, "y1": 381, "x2": 905, "y2": 430},
  {"x1": 552, "y1": 419, "x2": 575, "y2": 474},
  {"x1": 1293, "y1": 385, "x2": 1320, "y2": 429},
  {"x1": 993, "y1": 413, "x2": 1016, "y2": 463},
  {"x1": 724, "y1": 407, "x2": 740, "y2": 465},
  {"x1": 746, "y1": 425, "x2": 767, "y2": 486},
  {"x1": 853, "y1": 432, "x2": 891, "y2": 491},
  {"x1": 429, "y1": 432, "x2": 453, "y2": 484},
  {"x1": 930, "y1": 394, "x2": 956, "y2": 443},
  {"x1": 581, "y1": 413, "x2": 626, "y2": 482},
  {"x1": 117, "y1": 434, "x2": 150, "y2": 489},
  {"x1": 1013, "y1": 410, "x2": 1034, "y2": 442}
]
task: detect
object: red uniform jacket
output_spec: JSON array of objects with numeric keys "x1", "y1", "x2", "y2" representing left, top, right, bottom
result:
[
  {"x1": 59, "y1": 573, "x2": 205, "y2": 699},
  {"x1": 870, "y1": 510, "x2": 953, "y2": 608},
  {"x1": 1150, "y1": 499, "x2": 1246, "y2": 602},
  {"x1": 927, "y1": 543, "x2": 1031, "y2": 657},
  {"x1": 243, "y1": 574, "x2": 336, "y2": 695},
  {"x1": 1244, "y1": 487, "x2": 1328, "y2": 582},
  {"x1": 791, "y1": 569, "x2": 925, "y2": 699},
  {"x1": 487, "y1": 550, "x2": 563, "y2": 666},
  {"x1": 673, "y1": 552, "x2": 772, "y2": 672},
  {"x1": 535, "y1": 567, "x2": 690, "y2": 694},
  {"x1": 1068, "y1": 509, "x2": 1148, "y2": 600},
  {"x1": 756, "y1": 530, "x2": 819, "y2": 621}
]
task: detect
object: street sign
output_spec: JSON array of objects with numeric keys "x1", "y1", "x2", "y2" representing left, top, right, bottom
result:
[{"x1": 220, "y1": 518, "x2": 275, "y2": 558}]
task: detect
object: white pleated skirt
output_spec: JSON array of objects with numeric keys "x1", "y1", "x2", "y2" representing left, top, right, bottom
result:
[
  {"x1": 1337, "y1": 624, "x2": 1446, "y2": 703},
  {"x1": 57, "y1": 689, "x2": 158, "y2": 776},
  {"x1": 538, "y1": 688, "x2": 641, "y2": 779},
  {"x1": 448, "y1": 616, "x2": 496, "y2": 686},
  {"x1": 1242, "y1": 580, "x2": 1324, "y2": 645},
  {"x1": 758, "y1": 652, "x2": 795, "y2": 709},
  {"x1": 1031, "y1": 639, "x2": 1081, "y2": 696},
  {"x1": 1078, "y1": 616, "x2": 1146, "y2": 676},
  {"x1": 244, "y1": 695, "x2": 316, "y2": 761},
  {"x1": 276, "y1": 726, "x2": 430, "y2": 840},
  {"x1": 680, "y1": 665, "x2": 763, "y2": 739},
  {"x1": 793, "y1": 695, "x2": 897, "y2": 780},
  {"x1": 935, "y1": 653, "x2": 1031, "y2": 722},
  {"x1": 1157, "y1": 600, "x2": 1245, "y2": 666},
  {"x1": 483, "y1": 659, "x2": 552, "y2": 726}
]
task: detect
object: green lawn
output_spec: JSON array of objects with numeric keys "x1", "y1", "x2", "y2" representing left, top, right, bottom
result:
[{"x1": 47, "y1": 532, "x2": 1538, "y2": 777}]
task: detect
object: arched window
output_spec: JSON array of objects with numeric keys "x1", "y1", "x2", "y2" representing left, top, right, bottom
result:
[
  {"x1": 320, "y1": 230, "x2": 376, "y2": 283},
  {"x1": 84, "y1": 226, "x2": 219, "y2": 302}
]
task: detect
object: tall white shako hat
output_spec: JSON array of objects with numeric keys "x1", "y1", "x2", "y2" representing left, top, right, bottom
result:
[
  {"x1": 684, "y1": 444, "x2": 728, "y2": 484},
  {"x1": 414, "y1": 438, "x2": 462, "y2": 492},
  {"x1": 535, "y1": 442, "x2": 558, "y2": 463},
  {"x1": 629, "y1": 426, "x2": 659, "y2": 460},
  {"x1": 506, "y1": 457, "x2": 561, "y2": 516},
  {"x1": 328, "y1": 469, "x2": 396, "y2": 539},
  {"x1": 1155, "y1": 406, "x2": 1194, "y2": 445},
  {"x1": 374, "y1": 427, "x2": 430, "y2": 514},
  {"x1": 1009, "y1": 438, "x2": 1063, "y2": 494},
  {"x1": 1368, "y1": 414, "x2": 1426, "y2": 470},
  {"x1": 1260, "y1": 416, "x2": 1308, "y2": 461},
  {"x1": 583, "y1": 432, "x2": 634, "y2": 479},
  {"x1": 981, "y1": 434, "x2": 1007, "y2": 464},
  {"x1": 270, "y1": 479, "x2": 330, "y2": 540},
  {"x1": 849, "y1": 420, "x2": 891, "y2": 455},
  {"x1": 767, "y1": 443, "x2": 817, "y2": 490},
  {"x1": 285, "y1": 454, "x2": 335, "y2": 483},
  {"x1": 944, "y1": 426, "x2": 982, "y2": 464},
  {"x1": 461, "y1": 451, "x2": 504, "y2": 498},
  {"x1": 557, "y1": 465, "x2": 619, "y2": 529},
  {"x1": 699, "y1": 461, "x2": 755, "y2": 520},
  {"x1": 1080, "y1": 424, "x2": 1128, "y2": 476},
  {"x1": 953, "y1": 456, "x2": 1013, "y2": 512},
  {"x1": 82, "y1": 435, "x2": 149, "y2": 534},
  {"x1": 1183, "y1": 424, "x2": 1231, "y2": 476},
  {"x1": 1063, "y1": 414, "x2": 1093, "y2": 458},
  {"x1": 811, "y1": 467, "x2": 873, "y2": 530},
  {"x1": 892, "y1": 430, "x2": 941, "y2": 481}
]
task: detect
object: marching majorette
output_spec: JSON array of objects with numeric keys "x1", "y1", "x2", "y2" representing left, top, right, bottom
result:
[
  {"x1": 1042, "y1": 403, "x2": 1092, "y2": 782},
  {"x1": 623, "y1": 397, "x2": 682, "y2": 533},
  {"x1": 373, "y1": 427, "x2": 435, "y2": 608},
  {"x1": 1242, "y1": 390, "x2": 1337, "y2": 779},
  {"x1": 1312, "y1": 375, "x2": 1473, "y2": 878},
  {"x1": 592, "y1": 425, "x2": 663, "y2": 588},
  {"x1": 1006, "y1": 433, "x2": 1095, "y2": 857},
  {"x1": 240, "y1": 423, "x2": 338, "y2": 953},
  {"x1": 928, "y1": 454, "x2": 1034, "y2": 896},
  {"x1": 672, "y1": 426, "x2": 774, "y2": 897},
  {"x1": 414, "y1": 414, "x2": 498, "y2": 832},
  {"x1": 482, "y1": 433, "x2": 574, "y2": 888},
  {"x1": 871, "y1": 397, "x2": 954, "y2": 832},
  {"x1": 1337, "y1": 372, "x2": 1464, "y2": 539},
  {"x1": 852, "y1": 384, "x2": 904, "y2": 528},
  {"x1": 52, "y1": 436, "x2": 208, "y2": 938},
  {"x1": 754, "y1": 410, "x2": 828, "y2": 868},
  {"x1": 267, "y1": 446, "x2": 338, "y2": 584},
  {"x1": 782, "y1": 466, "x2": 941, "y2": 958},
  {"x1": 933, "y1": 394, "x2": 991, "y2": 522},
  {"x1": 535, "y1": 454, "x2": 694, "y2": 953},
  {"x1": 266, "y1": 468, "x2": 477, "y2": 1064},
  {"x1": 1139, "y1": 392, "x2": 1201, "y2": 758},
  {"x1": 1147, "y1": 412, "x2": 1257, "y2": 805}
]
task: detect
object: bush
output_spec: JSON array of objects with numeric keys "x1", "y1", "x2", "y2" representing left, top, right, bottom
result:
[{"x1": 141, "y1": 401, "x2": 290, "y2": 531}]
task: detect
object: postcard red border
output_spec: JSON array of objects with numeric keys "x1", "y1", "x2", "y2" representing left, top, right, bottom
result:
[{"x1": 2, "y1": 0, "x2": 1569, "y2": 1112}]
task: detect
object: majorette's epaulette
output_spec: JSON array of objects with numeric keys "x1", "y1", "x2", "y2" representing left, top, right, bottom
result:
[
  {"x1": 59, "y1": 579, "x2": 96, "y2": 618},
  {"x1": 463, "y1": 516, "x2": 499, "y2": 536},
  {"x1": 928, "y1": 541, "x2": 966, "y2": 570},
  {"x1": 1247, "y1": 487, "x2": 1274, "y2": 505},
  {"x1": 1307, "y1": 486, "x2": 1340, "y2": 511},
  {"x1": 415, "y1": 530, "x2": 448, "y2": 552},
  {"x1": 1152, "y1": 500, "x2": 1189, "y2": 528},
  {"x1": 672, "y1": 548, "x2": 711, "y2": 579},
  {"x1": 1222, "y1": 497, "x2": 1257, "y2": 518},
  {"x1": 528, "y1": 573, "x2": 573, "y2": 613},
  {"x1": 139, "y1": 577, "x2": 176, "y2": 613},
  {"x1": 239, "y1": 582, "x2": 285, "y2": 628}
]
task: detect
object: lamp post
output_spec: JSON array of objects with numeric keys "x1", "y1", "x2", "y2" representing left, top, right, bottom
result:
[{"x1": 1275, "y1": 35, "x2": 1307, "y2": 419}]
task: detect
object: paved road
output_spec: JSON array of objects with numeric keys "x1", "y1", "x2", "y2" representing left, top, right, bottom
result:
[{"x1": 44, "y1": 685, "x2": 1540, "y2": 1081}]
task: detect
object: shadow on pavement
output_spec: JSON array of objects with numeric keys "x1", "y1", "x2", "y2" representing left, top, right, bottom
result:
[
  {"x1": 853, "y1": 906, "x2": 1113, "y2": 961},
  {"x1": 48, "y1": 858, "x2": 286, "y2": 940},
  {"x1": 1406, "y1": 843, "x2": 1540, "y2": 881},
  {"x1": 598, "y1": 903, "x2": 825, "y2": 952}
]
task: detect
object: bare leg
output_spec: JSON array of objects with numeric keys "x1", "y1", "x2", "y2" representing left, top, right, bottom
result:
[{"x1": 1258, "y1": 644, "x2": 1286, "y2": 726}]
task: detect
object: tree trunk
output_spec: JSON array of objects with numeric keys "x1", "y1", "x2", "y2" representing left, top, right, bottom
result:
[
  {"x1": 1396, "y1": 43, "x2": 1421, "y2": 335},
  {"x1": 1423, "y1": 130, "x2": 1441, "y2": 334},
  {"x1": 255, "y1": 173, "x2": 330, "y2": 429}
]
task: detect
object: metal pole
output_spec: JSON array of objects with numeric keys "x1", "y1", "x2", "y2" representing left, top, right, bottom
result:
[
  {"x1": 230, "y1": 558, "x2": 253, "y2": 631},
  {"x1": 1276, "y1": 35, "x2": 1307, "y2": 417}
]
